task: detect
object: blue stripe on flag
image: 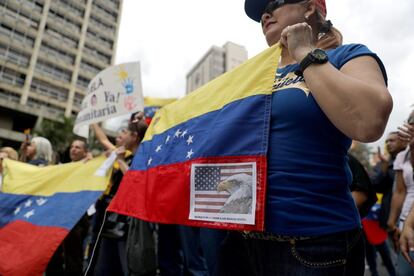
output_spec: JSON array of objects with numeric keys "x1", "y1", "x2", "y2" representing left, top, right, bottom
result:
[
  {"x1": 0, "y1": 191, "x2": 102, "y2": 229},
  {"x1": 132, "y1": 94, "x2": 271, "y2": 170}
]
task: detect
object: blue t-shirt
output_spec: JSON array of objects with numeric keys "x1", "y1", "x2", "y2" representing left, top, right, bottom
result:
[{"x1": 266, "y1": 44, "x2": 387, "y2": 236}]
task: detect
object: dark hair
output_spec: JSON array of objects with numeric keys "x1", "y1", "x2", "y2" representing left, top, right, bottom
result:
[
  {"x1": 130, "y1": 111, "x2": 139, "y2": 122},
  {"x1": 72, "y1": 136, "x2": 88, "y2": 151},
  {"x1": 313, "y1": 10, "x2": 343, "y2": 49},
  {"x1": 127, "y1": 121, "x2": 148, "y2": 143}
]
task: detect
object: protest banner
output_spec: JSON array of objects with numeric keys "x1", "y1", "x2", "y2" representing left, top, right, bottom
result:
[{"x1": 74, "y1": 62, "x2": 144, "y2": 137}]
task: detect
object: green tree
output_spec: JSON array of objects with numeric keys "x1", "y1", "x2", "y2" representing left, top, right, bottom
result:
[{"x1": 34, "y1": 116, "x2": 76, "y2": 154}]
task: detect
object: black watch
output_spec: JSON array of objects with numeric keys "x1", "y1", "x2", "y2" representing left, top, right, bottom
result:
[{"x1": 295, "y1": 48, "x2": 328, "y2": 77}]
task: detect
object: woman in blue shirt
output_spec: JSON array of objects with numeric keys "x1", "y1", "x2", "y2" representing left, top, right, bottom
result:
[{"x1": 215, "y1": 1, "x2": 392, "y2": 275}]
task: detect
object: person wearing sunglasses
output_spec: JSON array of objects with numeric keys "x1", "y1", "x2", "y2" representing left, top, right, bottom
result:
[{"x1": 214, "y1": 1, "x2": 392, "y2": 275}]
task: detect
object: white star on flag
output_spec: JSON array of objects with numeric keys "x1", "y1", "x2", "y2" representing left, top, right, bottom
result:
[
  {"x1": 24, "y1": 209, "x2": 35, "y2": 219},
  {"x1": 148, "y1": 157, "x2": 153, "y2": 165},
  {"x1": 165, "y1": 135, "x2": 170, "y2": 143},
  {"x1": 181, "y1": 130, "x2": 188, "y2": 137},
  {"x1": 186, "y1": 135, "x2": 194, "y2": 145},
  {"x1": 155, "y1": 145, "x2": 162, "y2": 152},
  {"x1": 186, "y1": 149, "x2": 194, "y2": 159},
  {"x1": 174, "y1": 129, "x2": 182, "y2": 137},
  {"x1": 36, "y1": 198, "x2": 47, "y2": 206},
  {"x1": 13, "y1": 206, "x2": 21, "y2": 215},
  {"x1": 24, "y1": 199, "x2": 32, "y2": 208}
]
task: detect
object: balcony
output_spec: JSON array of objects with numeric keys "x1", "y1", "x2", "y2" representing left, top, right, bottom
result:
[{"x1": 90, "y1": 5, "x2": 118, "y2": 27}]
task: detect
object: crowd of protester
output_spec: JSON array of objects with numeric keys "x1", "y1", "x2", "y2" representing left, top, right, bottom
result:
[{"x1": 1, "y1": 108, "x2": 414, "y2": 275}]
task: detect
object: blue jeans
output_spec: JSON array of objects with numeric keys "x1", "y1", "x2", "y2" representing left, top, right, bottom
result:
[
  {"x1": 214, "y1": 228, "x2": 364, "y2": 276},
  {"x1": 397, "y1": 251, "x2": 414, "y2": 276}
]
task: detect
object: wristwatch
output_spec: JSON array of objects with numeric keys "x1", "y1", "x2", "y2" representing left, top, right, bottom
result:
[{"x1": 295, "y1": 48, "x2": 328, "y2": 77}]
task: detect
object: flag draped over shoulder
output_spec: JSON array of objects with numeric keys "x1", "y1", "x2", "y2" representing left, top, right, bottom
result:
[
  {"x1": 109, "y1": 44, "x2": 282, "y2": 231},
  {"x1": 0, "y1": 156, "x2": 111, "y2": 276}
]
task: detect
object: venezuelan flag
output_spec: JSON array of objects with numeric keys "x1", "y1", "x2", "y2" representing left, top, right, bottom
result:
[
  {"x1": 0, "y1": 156, "x2": 111, "y2": 276},
  {"x1": 109, "y1": 44, "x2": 281, "y2": 231},
  {"x1": 143, "y1": 97, "x2": 177, "y2": 125}
]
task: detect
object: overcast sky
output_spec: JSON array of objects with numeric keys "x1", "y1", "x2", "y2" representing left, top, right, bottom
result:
[{"x1": 114, "y1": 0, "x2": 414, "y2": 150}]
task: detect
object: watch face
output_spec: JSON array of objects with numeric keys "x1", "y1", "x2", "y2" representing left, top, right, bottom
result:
[{"x1": 312, "y1": 49, "x2": 328, "y2": 63}]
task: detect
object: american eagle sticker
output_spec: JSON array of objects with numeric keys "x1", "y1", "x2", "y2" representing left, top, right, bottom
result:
[{"x1": 189, "y1": 162, "x2": 257, "y2": 225}]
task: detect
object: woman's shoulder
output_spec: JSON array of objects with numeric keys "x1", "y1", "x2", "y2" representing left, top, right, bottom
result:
[
  {"x1": 327, "y1": 43, "x2": 375, "y2": 60},
  {"x1": 327, "y1": 43, "x2": 387, "y2": 83},
  {"x1": 331, "y1": 43, "x2": 370, "y2": 51}
]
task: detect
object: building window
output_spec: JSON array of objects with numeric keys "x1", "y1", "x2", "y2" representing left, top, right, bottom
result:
[
  {"x1": 0, "y1": 88, "x2": 20, "y2": 103},
  {"x1": 83, "y1": 46, "x2": 111, "y2": 65},
  {"x1": 76, "y1": 76, "x2": 90, "y2": 89},
  {"x1": 27, "y1": 97, "x2": 65, "y2": 116},
  {"x1": 73, "y1": 92, "x2": 84, "y2": 108},
  {"x1": 0, "y1": 44, "x2": 30, "y2": 66},
  {"x1": 86, "y1": 30, "x2": 113, "y2": 49},
  {"x1": 0, "y1": 23, "x2": 35, "y2": 47},
  {"x1": 89, "y1": 16, "x2": 116, "y2": 36},
  {"x1": 40, "y1": 43, "x2": 75, "y2": 65},
  {"x1": 35, "y1": 61, "x2": 72, "y2": 82},
  {"x1": 80, "y1": 61, "x2": 102, "y2": 76},
  {"x1": 48, "y1": 9, "x2": 82, "y2": 33},
  {"x1": 0, "y1": 67, "x2": 26, "y2": 87},
  {"x1": 92, "y1": 3, "x2": 117, "y2": 22},
  {"x1": 44, "y1": 26, "x2": 78, "y2": 48},
  {"x1": 30, "y1": 78, "x2": 69, "y2": 101},
  {"x1": 55, "y1": 0, "x2": 84, "y2": 17}
]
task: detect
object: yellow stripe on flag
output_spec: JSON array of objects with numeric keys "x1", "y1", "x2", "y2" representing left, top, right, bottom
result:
[
  {"x1": 144, "y1": 97, "x2": 177, "y2": 107},
  {"x1": 2, "y1": 155, "x2": 111, "y2": 196},
  {"x1": 143, "y1": 43, "x2": 282, "y2": 142}
]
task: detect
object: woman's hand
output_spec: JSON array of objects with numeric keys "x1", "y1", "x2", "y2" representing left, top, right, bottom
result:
[
  {"x1": 388, "y1": 226, "x2": 401, "y2": 252},
  {"x1": 104, "y1": 149, "x2": 113, "y2": 158},
  {"x1": 115, "y1": 146, "x2": 126, "y2": 161},
  {"x1": 398, "y1": 123, "x2": 414, "y2": 147},
  {"x1": 82, "y1": 152, "x2": 94, "y2": 163},
  {"x1": 400, "y1": 223, "x2": 414, "y2": 266},
  {"x1": 280, "y1": 22, "x2": 316, "y2": 62}
]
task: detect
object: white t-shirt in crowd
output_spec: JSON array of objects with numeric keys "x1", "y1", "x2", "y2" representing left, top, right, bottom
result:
[{"x1": 394, "y1": 147, "x2": 414, "y2": 221}]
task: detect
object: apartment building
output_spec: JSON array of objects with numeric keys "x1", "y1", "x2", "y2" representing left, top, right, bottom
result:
[
  {"x1": 0, "y1": 0, "x2": 122, "y2": 146},
  {"x1": 186, "y1": 41, "x2": 248, "y2": 94}
]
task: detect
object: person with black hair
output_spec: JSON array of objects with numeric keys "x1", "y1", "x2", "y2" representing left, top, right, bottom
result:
[
  {"x1": 46, "y1": 137, "x2": 91, "y2": 276},
  {"x1": 92, "y1": 121, "x2": 150, "y2": 276}
]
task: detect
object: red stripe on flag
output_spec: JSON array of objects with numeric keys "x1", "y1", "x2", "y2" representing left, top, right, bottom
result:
[
  {"x1": 0, "y1": 220, "x2": 68, "y2": 276},
  {"x1": 108, "y1": 155, "x2": 267, "y2": 231}
]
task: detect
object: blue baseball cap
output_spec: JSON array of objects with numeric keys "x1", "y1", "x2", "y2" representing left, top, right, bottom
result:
[{"x1": 244, "y1": 0, "x2": 320, "y2": 22}]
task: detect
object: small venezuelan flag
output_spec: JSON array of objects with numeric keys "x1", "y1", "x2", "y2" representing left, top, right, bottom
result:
[{"x1": 143, "y1": 97, "x2": 177, "y2": 125}]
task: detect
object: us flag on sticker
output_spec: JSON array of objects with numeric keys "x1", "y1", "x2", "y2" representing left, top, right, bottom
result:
[{"x1": 192, "y1": 163, "x2": 255, "y2": 214}]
